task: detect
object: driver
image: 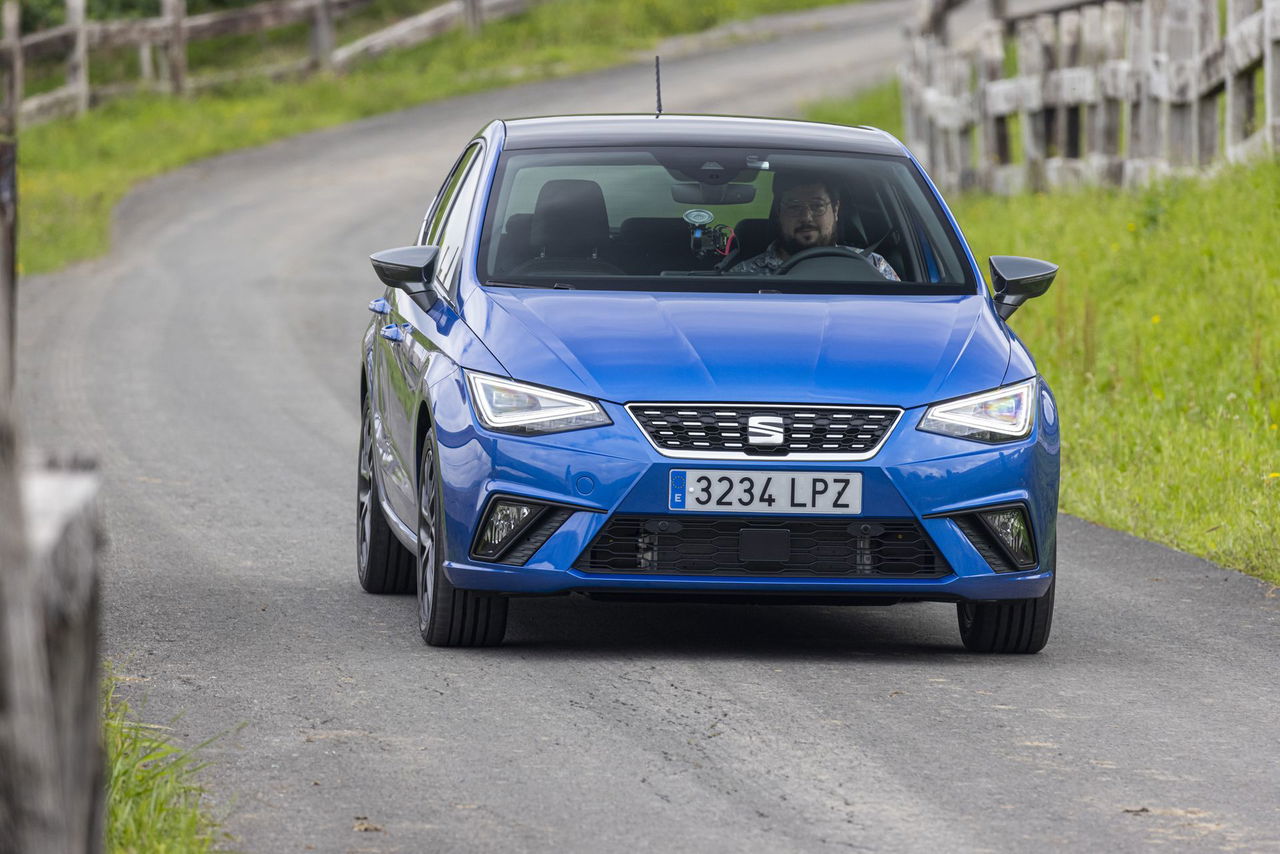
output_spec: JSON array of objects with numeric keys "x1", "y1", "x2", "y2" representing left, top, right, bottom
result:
[{"x1": 729, "y1": 172, "x2": 900, "y2": 280}]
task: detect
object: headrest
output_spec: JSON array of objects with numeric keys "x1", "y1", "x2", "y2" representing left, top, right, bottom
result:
[
  {"x1": 529, "y1": 179, "x2": 610, "y2": 256},
  {"x1": 504, "y1": 212, "x2": 533, "y2": 243}
]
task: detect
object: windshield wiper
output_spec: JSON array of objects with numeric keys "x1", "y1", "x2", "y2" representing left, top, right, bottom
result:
[{"x1": 484, "y1": 279, "x2": 578, "y2": 290}]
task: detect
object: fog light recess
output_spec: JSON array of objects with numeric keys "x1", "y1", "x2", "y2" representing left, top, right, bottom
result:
[
  {"x1": 977, "y1": 506, "x2": 1036, "y2": 568},
  {"x1": 474, "y1": 500, "x2": 544, "y2": 561}
]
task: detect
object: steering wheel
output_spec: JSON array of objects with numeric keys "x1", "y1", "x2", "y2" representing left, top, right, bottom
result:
[{"x1": 774, "y1": 246, "x2": 882, "y2": 277}]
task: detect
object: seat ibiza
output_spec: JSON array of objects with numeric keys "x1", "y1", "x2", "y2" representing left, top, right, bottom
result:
[{"x1": 358, "y1": 115, "x2": 1060, "y2": 652}]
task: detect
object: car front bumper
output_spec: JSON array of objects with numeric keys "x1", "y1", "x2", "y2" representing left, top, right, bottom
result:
[{"x1": 428, "y1": 371, "x2": 1060, "y2": 601}]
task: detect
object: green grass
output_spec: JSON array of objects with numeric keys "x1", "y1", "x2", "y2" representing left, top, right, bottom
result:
[
  {"x1": 807, "y1": 83, "x2": 1280, "y2": 586},
  {"x1": 18, "y1": 0, "x2": 854, "y2": 276},
  {"x1": 807, "y1": 77, "x2": 903, "y2": 140},
  {"x1": 104, "y1": 679, "x2": 223, "y2": 853}
]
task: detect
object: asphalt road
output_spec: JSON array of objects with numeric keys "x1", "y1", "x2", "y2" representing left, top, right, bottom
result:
[{"x1": 15, "y1": 2, "x2": 1280, "y2": 851}]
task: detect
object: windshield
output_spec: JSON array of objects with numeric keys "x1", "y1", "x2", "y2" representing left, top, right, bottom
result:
[{"x1": 476, "y1": 146, "x2": 976, "y2": 294}]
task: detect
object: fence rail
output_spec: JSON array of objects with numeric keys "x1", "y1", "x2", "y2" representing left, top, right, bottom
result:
[
  {"x1": 0, "y1": 0, "x2": 531, "y2": 127},
  {"x1": 902, "y1": 0, "x2": 1280, "y2": 192}
]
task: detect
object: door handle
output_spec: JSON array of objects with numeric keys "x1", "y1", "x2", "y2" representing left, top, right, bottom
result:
[
  {"x1": 369, "y1": 297, "x2": 391, "y2": 315},
  {"x1": 380, "y1": 323, "x2": 405, "y2": 342}
]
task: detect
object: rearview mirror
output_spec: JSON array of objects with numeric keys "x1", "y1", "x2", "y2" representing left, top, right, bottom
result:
[
  {"x1": 988, "y1": 255, "x2": 1058, "y2": 320},
  {"x1": 671, "y1": 183, "x2": 756, "y2": 205},
  {"x1": 370, "y1": 246, "x2": 440, "y2": 294}
]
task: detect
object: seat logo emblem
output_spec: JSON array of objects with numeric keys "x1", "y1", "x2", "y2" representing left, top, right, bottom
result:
[{"x1": 747, "y1": 415, "x2": 785, "y2": 446}]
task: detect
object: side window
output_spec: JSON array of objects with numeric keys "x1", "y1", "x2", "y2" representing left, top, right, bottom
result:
[
  {"x1": 420, "y1": 143, "x2": 482, "y2": 246},
  {"x1": 433, "y1": 150, "x2": 486, "y2": 296}
]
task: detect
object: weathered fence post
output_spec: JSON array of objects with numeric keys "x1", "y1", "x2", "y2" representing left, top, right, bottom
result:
[
  {"x1": 1089, "y1": 0, "x2": 1128, "y2": 180},
  {"x1": 1055, "y1": 10, "x2": 1084, "y2": 159},
  {"x1": 66, "y1": 0, "x2": 90, "y2": 114},
  {"x1": 1266, "y1": 0, "x2": 1279, "y2": 148},
  {"x1": 1, "y1": 2, "x2": 19, "y2": 128},
  {"x1": 978, "y1": 20, "x2": 1011, "y2": 180},
  {"x1": 463, "y1": 0, "x2": 483, "y2": 34},
  {"x1": 1161, "y1": 0, "x2": 1200, "y2": 166},
  {"x1": 1196, "y1": 0, "x2": 1223, "y2": 164},
  {"x1": 1015, "y1": 18, "x2": 1049, "y2": 188},
  {"x1": 138, "y1": 42, "x2": 155, "y2": 87},
  {"x1": 162, "y1": 0, "x2": 188, "y2": 96},
  {"x1": 310, "y1": 0, "x2": 335, "y2": 70}
]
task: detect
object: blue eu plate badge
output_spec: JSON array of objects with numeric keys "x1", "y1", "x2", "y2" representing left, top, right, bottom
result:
[{"x1": 669, "y1": 470, "x2": 687, "y2": 509}]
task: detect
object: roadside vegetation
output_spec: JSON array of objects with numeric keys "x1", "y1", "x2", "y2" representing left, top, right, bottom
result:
[
  {"x1": 104, "y1": 678, "x2": 222, "y2": 853},
  {"x1": 808, "y1": 83, "x2": 1280, "y2": 586},
  {"x1": 20, "y1": 0, "x2": 853, "y2": 275}
]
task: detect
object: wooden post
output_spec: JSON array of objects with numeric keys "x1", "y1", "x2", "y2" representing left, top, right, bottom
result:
[
  {"x1": 2, "y1": 2, "x2": 20, "y2": 128},
  {"x1": 310, "y1": 0, "x2": 335, "y2": 70},
  {"x1": 138, "y1": 42, "x2": 155, "y2": 86},
  {"x1": 1094, "y1": 0, "x2": 1127, "y2": 163},
  {"x1": 1225, "y1": 0, "x2": 1261, "y2": 151},
  {"x1": 0, "y1": 140, "x2": 12, "y2": 393},
  {"x1": 162, "y1": 0, "x2": 187, "y2": 96},
  {"x1": 1016, "y1": 18, "x2": 1050, "y2": 188},
  {"x1": 1056, "y1": 10, "x2": 1084, "y2": 158},
  {"x1": 1197, "y1": 0, "x2": 1222, "y2": 164},
  {"x1": 66, "y1": 0, "x2": 89, "y2": 114},
  {"x1": 0, "y1": 452, "x2": 105, "y2": 854},
  {"x1": 1266, "y1": 0, "x2": 1279, "y2": 148},
  {"x1": 462, "y1": 0, "x2": 482, "y2": 34},
  {"x1": 1126, "y1": 1, "x2": 1151, "y2": 157},
  {"x1": 979, "y1": 20, "x2": 1011, "y2": 175},
  {"x1": 1161, "y1": 0, "x2": 1201, "y2": 166}
]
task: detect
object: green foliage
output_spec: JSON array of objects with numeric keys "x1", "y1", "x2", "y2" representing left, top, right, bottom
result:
[
  {"x1": 807, "y1": 78, "x2": 903, "y2": 139},
  {"x1": 18, "y1": 0, "x2": 851, "y2": 276},
  {"x1": 807, "y1": 82, "x2": 1280, "y2": 586},
  {"x1": 22, "y1": 0, "x2": 258, "y2": 31},
  {"x1": 104, "y1": 680, "x2": 222, "y2": 854}
]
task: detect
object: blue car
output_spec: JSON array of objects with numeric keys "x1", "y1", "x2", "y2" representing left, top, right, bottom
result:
[{"x1": 358, "y1": 115, "x2": 1060, "y2": 652}]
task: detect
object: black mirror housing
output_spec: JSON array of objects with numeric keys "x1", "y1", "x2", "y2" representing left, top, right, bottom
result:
[
  {"x1": 988, "y1": 255, "x2": 1058, "y2": 319},
  {"x1": 370, "y1": 246, "x2": 440, "y2": 294}
]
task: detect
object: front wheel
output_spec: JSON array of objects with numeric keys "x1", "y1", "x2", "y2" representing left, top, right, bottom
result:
[
  {"x1": 416, "y1": 425, "x2": 508, "y2": 647},
  {"x1": 956, "y1": 579, "x2": 1054, "y2": 653}
]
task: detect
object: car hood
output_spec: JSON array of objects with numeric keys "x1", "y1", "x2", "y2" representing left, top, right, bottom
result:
[{"x1": 466, "y1": 289, "x2": 1011, "y2": 408}]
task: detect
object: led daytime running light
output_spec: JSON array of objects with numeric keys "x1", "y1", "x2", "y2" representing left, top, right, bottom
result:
[
  {"x1": 919, "y1": 379, "x2": 1036, "y2": 441},
  {"x1": 465, "y1": 371, "x2": 610, "y2": 433}
]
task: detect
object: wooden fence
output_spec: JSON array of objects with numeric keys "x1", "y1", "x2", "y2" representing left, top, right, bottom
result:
[
  {"x1": 902, "y1": 0, "x2": 1280, "y2": 191},
  {"x1": 0, "y1": 0, "x2": 536, "y2": 127}
]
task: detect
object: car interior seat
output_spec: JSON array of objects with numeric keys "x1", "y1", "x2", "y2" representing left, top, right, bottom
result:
[{"x1": 511, "y1": 179, "x2": 624, "y2": 275}]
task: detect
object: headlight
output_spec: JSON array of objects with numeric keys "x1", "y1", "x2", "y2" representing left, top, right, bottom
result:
[
  {"x1": 917, "y1": 379, "x2": 1037, "y2": 443},
  {"x1": 465, "y1": 371, "x2": 612, "y2": 435}
]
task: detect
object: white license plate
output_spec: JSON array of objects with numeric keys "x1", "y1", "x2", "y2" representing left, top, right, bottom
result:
[{"x1": 669, "y1": 470, "x2": 862, "y2": 514}]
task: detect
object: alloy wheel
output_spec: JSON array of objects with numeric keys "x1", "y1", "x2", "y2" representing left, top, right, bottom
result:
[
  {"x1": 356, "y1": 403, "x2": 375, "y2": 581},
  {"x1": 417, "y1": 437, "x2": 439, "y2": 633}
]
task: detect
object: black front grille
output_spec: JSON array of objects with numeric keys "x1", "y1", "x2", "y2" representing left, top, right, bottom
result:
[
  {"x1": 627, "y1": 404, "x2": 901, "y2": 457},
  {"x1": 575, "y1": 515, "x2": 949, "y2": 578}
]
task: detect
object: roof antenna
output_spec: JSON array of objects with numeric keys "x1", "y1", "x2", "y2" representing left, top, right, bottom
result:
[{"x1": 654, "y1": 55, "x2": 663, "y2": 118}]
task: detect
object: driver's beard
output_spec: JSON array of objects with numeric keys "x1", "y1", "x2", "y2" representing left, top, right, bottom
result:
[{"x1": 779, "y1": 228, "x2": 835, "y2": 257}]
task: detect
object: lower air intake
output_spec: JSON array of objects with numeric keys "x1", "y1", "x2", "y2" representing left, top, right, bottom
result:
[{"x1": 575, "y1": 516, "x2": 950, "y2": 578}]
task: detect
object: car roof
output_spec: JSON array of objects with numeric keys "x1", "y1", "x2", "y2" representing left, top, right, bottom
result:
[{"x1": 499, "y1": 114, "x2": 906, "y2": 156}]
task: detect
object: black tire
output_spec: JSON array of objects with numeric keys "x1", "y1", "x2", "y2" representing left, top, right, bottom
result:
[
  {"x1": 416, "y1": 423, "x2": 508, "y2": 647},
  {"x1": 357, "y1": 392, "x2": 415, "y2": 594},
  {"x1": 956, "y1": 579, "x2": 1054, "y2": 653}
]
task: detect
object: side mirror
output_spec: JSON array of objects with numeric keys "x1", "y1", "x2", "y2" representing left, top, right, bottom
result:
[
  {"x1": 370, "y1": 246, "x2": 440, "y2": 294},
  {"x1": 988, "y1": 255, "x2": 1058, "y2": 320}
]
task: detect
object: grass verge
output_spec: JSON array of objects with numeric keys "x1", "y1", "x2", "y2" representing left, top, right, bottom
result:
[
  {"x1": 807, "y1": 83, "x2": 1280, "y2": 586},
  {"x1": 21, "y1": 0, "x2": 853, "y2": 276},
  {"x1": 104, "y1": 678, "x2": 223, "y2": 853}
]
